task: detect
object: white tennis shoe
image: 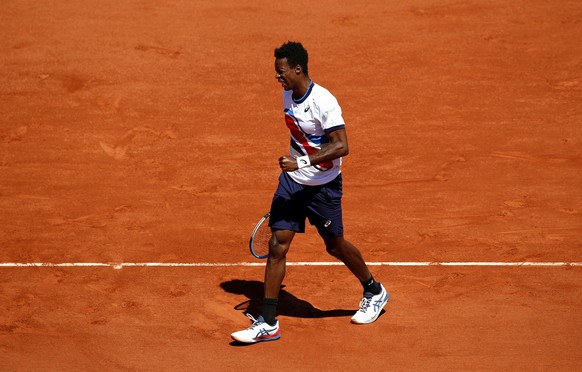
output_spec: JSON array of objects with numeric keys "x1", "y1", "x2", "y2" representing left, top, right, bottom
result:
[
  {"x1": 231, "y1": 314, "x2": 281, "y2": 343},
  {"x1": 351, "y1": 283, "x2": 389, "y2": 324}
]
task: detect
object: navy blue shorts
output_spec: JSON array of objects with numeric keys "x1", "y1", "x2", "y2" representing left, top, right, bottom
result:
[{"x1": 269, "y1": 172, "x2": 344, "y2": 238}]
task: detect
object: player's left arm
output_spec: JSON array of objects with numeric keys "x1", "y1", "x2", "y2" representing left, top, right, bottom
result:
[
  {"x1": 279, "y1": 127, "x2": 348, "y2": 171},
  {"x1": 310, "y1": 127, "x2": 349, "y2": 163}
]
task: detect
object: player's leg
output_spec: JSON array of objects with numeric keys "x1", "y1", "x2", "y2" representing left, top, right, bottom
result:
[
  {"x1": 262, "y1": 229, "x2": 295, "y2": 320},
  {"x1": 263, "y1": 174, "x2": 305, "y2": 321},
  {"x1": 264, "y1": 172, "x2": 306, "y2": 300},
  {"x1": 265, "y1": 229, "x2": 295, "y2": 298},
  {"x1": 231, "y1": 173, "x2": 305, "y2": 343},
  {"x1": 230, "y1": 229, "x2": 294, "y2": 344},
  {"x1": 323, "y1": 236, "x2": 384, "y2": 297},
  {"x1": 323, "y1": 236, "x2": 371, "y2": 282},
  {"x1": 308, "y1": 174, "x2": 389, "y2": 324},
  {"x1": 323, "y1": 236, "x2": 389, "y2": 324},
  {"x1": 306, "y1": 174, "x2": 372, "y2": 282}
]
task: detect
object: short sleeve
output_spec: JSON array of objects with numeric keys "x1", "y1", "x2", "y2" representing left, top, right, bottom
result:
[{"x1": 319, "y1": 93, "x2": 345, "y2": 131}]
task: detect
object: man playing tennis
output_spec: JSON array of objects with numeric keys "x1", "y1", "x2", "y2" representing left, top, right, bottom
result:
[{"x1": 231, "y1": 41, "x2": 389, "y2": 343}]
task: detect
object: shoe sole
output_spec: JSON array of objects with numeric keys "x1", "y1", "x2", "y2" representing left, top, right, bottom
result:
[{"x1": 231, "y1": 332, "x2": 281, "y2": 344}]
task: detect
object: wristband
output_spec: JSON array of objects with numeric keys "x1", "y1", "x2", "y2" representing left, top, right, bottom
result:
[{"x1": 296, "y1": 155, "x2": 311, "y2": 169}]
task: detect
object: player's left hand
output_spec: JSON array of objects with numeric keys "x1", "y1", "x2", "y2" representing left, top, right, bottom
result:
[{"x1": 279, "y1": 155, "x2": 298, "y2": 172}]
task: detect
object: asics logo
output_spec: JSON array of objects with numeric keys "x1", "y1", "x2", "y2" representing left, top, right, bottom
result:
[
  {"x1": 256, "y1": 327, "x2": 279, "y2": 339},
  {"x1": 373, "y1": 293, "x2": 388, "y2": 311},
  {"x1": 300, "y1": 159, "x2": 308, "y2": 165}
]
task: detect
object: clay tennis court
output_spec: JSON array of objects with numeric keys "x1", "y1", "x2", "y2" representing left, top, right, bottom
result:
[{"x1": 1, "y1": 0, "x2": 581, "y2": 370}]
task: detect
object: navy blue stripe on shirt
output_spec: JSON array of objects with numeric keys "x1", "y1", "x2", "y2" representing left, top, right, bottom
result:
[
  {"x1": 290, "y1": 139, "x2": 305, "y2": 155},
  {"x1": 324, "y1": 124, "x2": 345, "y2": 135}
]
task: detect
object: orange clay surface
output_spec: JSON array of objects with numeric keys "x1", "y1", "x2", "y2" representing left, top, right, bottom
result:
[{"x1": 1, "y1": 0, "x2": 582, "y2": 370}]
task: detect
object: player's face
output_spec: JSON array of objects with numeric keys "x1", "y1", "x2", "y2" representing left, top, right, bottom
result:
[{"x1": 275, "y1": 58, "x2": 299, "y2": 91}]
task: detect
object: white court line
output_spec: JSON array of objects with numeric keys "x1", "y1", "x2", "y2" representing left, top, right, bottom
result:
[{"x1": 0, "y1": 262, "x2": 581, "y2": 269}]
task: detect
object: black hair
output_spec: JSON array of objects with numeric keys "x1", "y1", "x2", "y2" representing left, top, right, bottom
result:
[{"x1": 274, "y1": 41, "x2": 309, "y2": 75}]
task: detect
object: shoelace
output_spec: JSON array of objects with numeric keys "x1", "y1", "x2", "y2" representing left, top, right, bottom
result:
[
  {"x1": 245, "y1": 313, "x2": 263, "y2": 328},
  {"x1": 357, "y1": 295, "x2": 373, "y2": 312}
]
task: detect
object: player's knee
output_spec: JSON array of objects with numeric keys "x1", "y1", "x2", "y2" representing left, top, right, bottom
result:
[
  {"x1": 325, "y1": 238, "x2": 342, "y2": 257},
  {"x1": 268, "y1": 239, "x2": 290, "y2": 260},
  {"x1": 326, "y1": 236, "x2": 354, "y2": 257},
  {"x1": 326, "y1": 245, "x2": 337, "y2": 258}
]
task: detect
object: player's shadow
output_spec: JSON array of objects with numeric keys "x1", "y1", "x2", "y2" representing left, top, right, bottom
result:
[{"x1": 220, "y1": 279, "x2": 355, "y2": 320}]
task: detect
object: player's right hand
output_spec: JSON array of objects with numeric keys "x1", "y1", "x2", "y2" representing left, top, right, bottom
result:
[{"x1": 278, "y1": 155, "x2": 298, "y2": 172}]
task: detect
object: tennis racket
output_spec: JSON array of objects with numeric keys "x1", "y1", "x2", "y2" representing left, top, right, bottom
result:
[{"x1": 249, "y1": 212, "x2": 271, "y2": 259}]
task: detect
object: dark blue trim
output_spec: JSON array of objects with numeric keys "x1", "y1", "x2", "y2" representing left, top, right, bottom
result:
[
  {"x1": 292, "y1": 80, "x2": 314, "y2": 104},
  {"x1": 324, "y1": 124, "x2": 345, "y2": 135}
]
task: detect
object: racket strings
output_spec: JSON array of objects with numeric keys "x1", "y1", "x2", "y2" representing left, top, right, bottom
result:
[{"x1": 252, "y1": 222, "x2": 271, "y2": 258}]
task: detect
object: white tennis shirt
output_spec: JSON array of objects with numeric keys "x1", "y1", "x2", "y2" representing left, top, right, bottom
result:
[{"x1": 282, "y1": 81, "x2": 345, "y2": 186}]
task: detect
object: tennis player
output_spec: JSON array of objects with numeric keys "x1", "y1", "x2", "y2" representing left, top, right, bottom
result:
[{"x1": 231, "y1": 41, "x2": 389, "y2": 343}]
